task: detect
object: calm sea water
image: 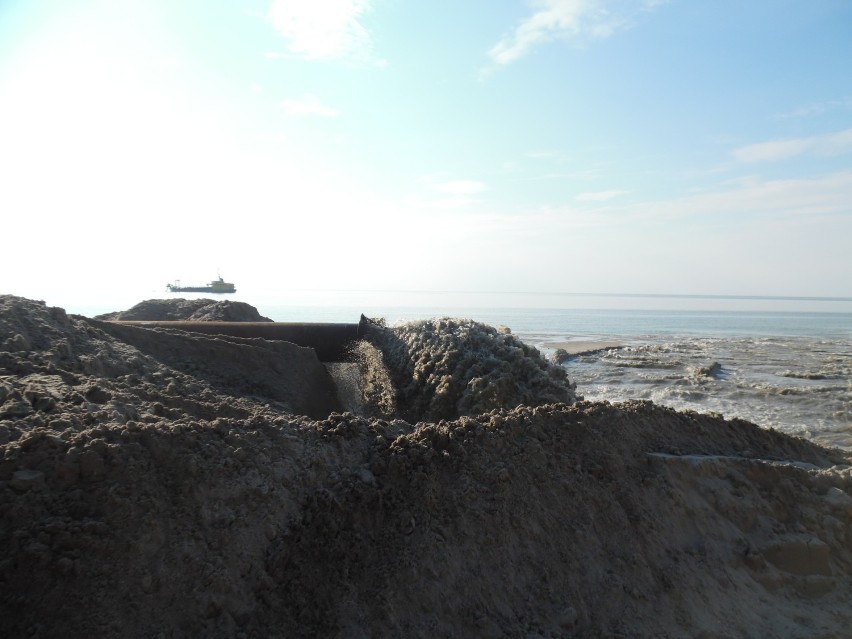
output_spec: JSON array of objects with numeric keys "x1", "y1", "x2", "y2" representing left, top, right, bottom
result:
[{"x1": 52, "y1": 290, "x2": 852, "y2": 451}]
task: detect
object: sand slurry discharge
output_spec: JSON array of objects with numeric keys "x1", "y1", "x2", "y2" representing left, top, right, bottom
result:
[{"x1": 0, "y1": 295, "x2": 850, "y2": 638}]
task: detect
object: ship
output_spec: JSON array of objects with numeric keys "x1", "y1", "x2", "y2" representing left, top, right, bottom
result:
[{"x1": 166, "y1": 276, "x2": 236, "y2": 294}]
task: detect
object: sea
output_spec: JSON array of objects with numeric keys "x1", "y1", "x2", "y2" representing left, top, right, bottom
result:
[{"x1": 47, "y1": 289, "x2": 852, "y2": 451}]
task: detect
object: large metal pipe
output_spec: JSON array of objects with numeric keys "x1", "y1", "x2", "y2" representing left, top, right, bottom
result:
[{"x1": 108, "y1": 318, "x2": 371, "y2": 361}]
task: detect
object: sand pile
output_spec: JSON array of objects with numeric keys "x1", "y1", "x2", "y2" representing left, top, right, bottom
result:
[
  {"x1": 367, "y1": 317, "x2": 578, "y2": 422},
  {"x1": 95, "y1": 298, "x2": 273, "y2": 322},
  {"x1": 1, "y1": 295, "x2": 851, "y2": 638}
]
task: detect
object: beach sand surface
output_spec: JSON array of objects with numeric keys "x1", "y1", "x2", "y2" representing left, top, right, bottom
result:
[{"x1": 1, "y1": 295, "x2": 850, "y2": 639}]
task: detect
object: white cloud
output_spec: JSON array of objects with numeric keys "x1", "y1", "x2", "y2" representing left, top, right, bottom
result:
[
  {"x1": 390, "y1": 168, "x2": 852, "y2": 295},
  {"x1": 776, "y1": 97, "x2": 852, "y2": 119},
  {"x1": 732, "y1": 128, "x2": 852, "y2": 163},
  {"x1": 631, "y1": 170, "x2": 852, "y2": 220},
  {"x1": 575, "y1": 189, "x2": 627, "y2": 201},
  {"x1": 280, "y1": 94, "x2": 339, "y2": 117},
  {"x1": 525, "y1": 150, "x2": 560, "y2": 159},
  {"x1": 488, "y1": 0, "x2": 666, "y2": 66},
  {"x1": 435, "y1": 180, "x2": 488, "y2": 195},
  {"x1": 402, "y1": 179, "x2": 489, "y2": 211},
  {"x1": 732, "y1": 138, "x2": 813, "y2": 163},
  {"x1": 494, "y1": 171, "x2": 852, "y2": 237},
  {"x1": 267, "y1": 0, "x2": 380, "y2": 63}
]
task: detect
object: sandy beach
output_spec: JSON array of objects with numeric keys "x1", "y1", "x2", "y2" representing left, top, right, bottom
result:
[{"x1": 1, "y1": 295, "x2": 850, "y2": 638}]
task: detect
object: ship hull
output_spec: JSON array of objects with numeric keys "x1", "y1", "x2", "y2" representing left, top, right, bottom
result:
[
  {"x1": 166, "y1": 286, "x2": 236, "y2": 294},
  {"x1": 166, "y1": 277, "x2": 236, "y2": 294}
]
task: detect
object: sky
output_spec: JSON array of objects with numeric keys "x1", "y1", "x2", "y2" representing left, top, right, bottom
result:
[{"x1": 1, "y1": 0, "x2": 851, "y2": 306}]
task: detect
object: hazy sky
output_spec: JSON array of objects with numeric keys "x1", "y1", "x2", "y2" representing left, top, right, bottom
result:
[{"x1": 2, "y1": 0, "x2": 851, "y2": 302}]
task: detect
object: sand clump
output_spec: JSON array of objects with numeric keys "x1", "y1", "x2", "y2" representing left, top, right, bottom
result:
[{"x1": 1, "y1": 294, "x2": 851, "y2": 638}]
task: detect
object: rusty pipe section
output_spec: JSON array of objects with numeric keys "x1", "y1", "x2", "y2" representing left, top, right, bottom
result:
[{"x1": 109, "y1": 318, "x2": 371, "y2": 362}]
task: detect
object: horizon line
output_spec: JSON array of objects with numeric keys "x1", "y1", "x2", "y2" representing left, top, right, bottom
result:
[{"x1": 263, "y1": 289, "x2": 852, "y2": 303}]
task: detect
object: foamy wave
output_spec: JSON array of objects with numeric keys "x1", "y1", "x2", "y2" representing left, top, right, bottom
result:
[{"x1": 541, "y1": 333, "x2": 852, "y2": 450}]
